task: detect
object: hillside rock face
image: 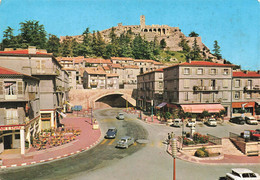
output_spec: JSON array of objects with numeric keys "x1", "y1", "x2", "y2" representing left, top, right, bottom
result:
[{"x1": 60, "y1": 15, "x2": 215, "y2": 60}]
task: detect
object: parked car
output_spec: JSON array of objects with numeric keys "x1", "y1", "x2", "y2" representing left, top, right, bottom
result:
[
  {"x1": 205, "y1": 118, "x2": 217, "y2": 127},
  {"x1": 186, "y1": 119, "x2": 196, "y2": 127},
  {"x1": 249, "y1": 130, "x2": 260, "y2": 141},
  {"x1": 230, "y1": 116, "x2": 245, "y2": 125},
  {"x1": 172, "y1": 119, "x2": 182, "y2": 127},
  {"x1": 105, "y1": 127, "x2": 117, "y2": 139},
  {"x1": 117, "y1": 113, "x2": 124, "y2": 120},
  {"x1": 226, "y1": 168, "x2": 260, "y2": 180},
  {"x1": 245, "y1": 116, "x2": 258, "y2": 125},
  {"x1": 116, "y1": 136, "x2": 134, "y2": 148}
]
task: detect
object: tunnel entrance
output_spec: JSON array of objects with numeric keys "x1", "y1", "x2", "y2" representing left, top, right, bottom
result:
[{"x1": 95, "y1": 94, "x2": 134, "y2": 108}]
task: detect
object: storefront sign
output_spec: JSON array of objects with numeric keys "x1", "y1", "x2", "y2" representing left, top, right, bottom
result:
[{"x1": 0, "y1": 125, "x2": 24, "y2": 130}]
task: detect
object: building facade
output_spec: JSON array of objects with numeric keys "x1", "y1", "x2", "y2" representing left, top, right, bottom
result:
[{"x1": 0, "y1": 66, "x2": 40, "y2": 154}]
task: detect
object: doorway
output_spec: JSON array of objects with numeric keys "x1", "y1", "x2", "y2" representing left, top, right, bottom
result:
[{"x1": 4, "y1": 135, "x2": 12, "y2": 149}]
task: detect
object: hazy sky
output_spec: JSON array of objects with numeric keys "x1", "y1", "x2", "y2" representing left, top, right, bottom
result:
[{"x1": 0, "y1": 0, "x2": 259, "y2": 70}]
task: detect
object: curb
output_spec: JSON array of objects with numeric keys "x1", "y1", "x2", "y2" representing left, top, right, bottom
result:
[{"x1": 0, "y1": 123, "x2": 102, "y2": 169}]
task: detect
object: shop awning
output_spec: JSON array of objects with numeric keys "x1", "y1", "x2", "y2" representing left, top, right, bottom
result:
[
  {"x1": 156, "y1": 102, "x2": 167, "y2": 109},
  {"x1": 232, "y1": 102, "x2": 255, "y2": 108},
  {"x1": 180, "y1": 104, "x2": 225, "y2": 113}
]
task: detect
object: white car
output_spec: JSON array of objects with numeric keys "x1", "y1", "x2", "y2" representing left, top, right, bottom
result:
[
  {"x1": 172, "y1": 119, "x2": 182, "y2": 127},
  {"x1": 245, "y1": 116, "x2": 258, "y2": 125},
  {"x1": 186, "y1": 120, "x2": 196, "y2": 127},
  {"x1": 117, "y1": 113, "x2": 124, "y2": 120},
  {"x1": 226, "y1": 168, "x2": 260, "y2": 180},
  {"x1": 205, "y1": 118, "x2": 217, "y2": 127}
]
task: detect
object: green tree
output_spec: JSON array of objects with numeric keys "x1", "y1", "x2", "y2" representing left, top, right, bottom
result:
[
  {"x1": 59, "y1": 38, "x2": 73, "y2": 56},
  {"x1": 178, "y1": 38, "x2": 190, "y2": 52},
  {"x1": 189, "y1": 31, "x2": 199, "y2": 37},
  {"x1": 2, "y1": 26, "x2": 15, "y2": 49},
  {"x1": 19, "y1": 20, "x2": 47, "y2": 49},
  {"x1": 46, "y1": 34, "x2": 60, "y2": 56},
  {"x1": 213, "y1": 40, "x2": 222, "y2": 59},
  {"x1": 189, "y1": 38, "x2": 201, "y2": 60}
]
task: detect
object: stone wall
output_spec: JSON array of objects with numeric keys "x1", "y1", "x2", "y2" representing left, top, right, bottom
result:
[
  {"x1": 181, "y1": 144, "x2": 223, "y2": 156},
  {"x1": 230, "y1": 138, "x2": 260, "y2": 156}
]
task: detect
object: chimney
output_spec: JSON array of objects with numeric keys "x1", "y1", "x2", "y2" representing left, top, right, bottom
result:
[
  {"x1": 28, "y1": 46, "x2": 36, "y2": 54},
  {"x1": 243, "y1": 70, "x2": 248, "y2": 74},
  {"x1": 186, "y1": 58, "x2": 191, "y2": 63},
  {"x1": 257, "y1": 70, "x2": 260, "y2": 74}
]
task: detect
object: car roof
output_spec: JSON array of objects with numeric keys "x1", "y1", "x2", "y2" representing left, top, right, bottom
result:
[
  {"x1": 231, "y1": 168, "x2": 254, "y2": 173},
  {"x1": 121, "y1": 136, "x2": 131, "y2": 139}
]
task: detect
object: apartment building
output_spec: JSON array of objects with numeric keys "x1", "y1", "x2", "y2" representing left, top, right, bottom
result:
[
  {"x1": 111, "y1": 57, "x2": 134, "y2": 65},
  {"x1": 0, "y1": 47, "x2": 68, "y2": 131},
  {"x1": 134, "y1": 59, "x2": 164, "y2": 74},
  {"x1": 232, "y1": 70, "x2": 260, "y2": 116},
  {"x1": 137, "y1": 68, "x2": 164, "y2": 111},
  {"x1": 163, "y1": 61, "x2": 234, "y2": 117},
  {"x1": 107, "y1": 74, "x2": 119, "y2": 89},
  {"x1": 0, "y1": 66, "x2": 40, "y2": 154},
  {"x1": 83, "y1": 67, "x2": 107, "y2": 89}
]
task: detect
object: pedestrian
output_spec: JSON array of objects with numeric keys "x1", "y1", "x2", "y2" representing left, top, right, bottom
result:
[
  {"x1": 171, "y1": 131, "x2": 174, "y2": 139},
  {"x1": 168, "y1": 133, "x2": 171, "y2": 141}
]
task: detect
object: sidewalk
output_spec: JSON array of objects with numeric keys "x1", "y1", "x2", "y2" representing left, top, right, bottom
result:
[
  {"x1": 167, "y1": 142, "x2": 260, "y2": 165},
  {"x1": 0, "y1": 115, "x2": 101, "y2": 168}
]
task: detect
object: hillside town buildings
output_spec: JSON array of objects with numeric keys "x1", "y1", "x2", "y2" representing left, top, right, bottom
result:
[{"x1": 0, "y1": 47, "x2": 69, "y2": 154}]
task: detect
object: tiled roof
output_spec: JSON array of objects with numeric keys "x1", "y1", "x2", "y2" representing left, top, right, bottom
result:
[
  {"x1": 109, "y1": 64, "x2": 123, "y2": 68},
  {"x1": 62, "y1": 67, "x2": 76, "y2": 71},
  {"x1": 103, "y1": 66, "x2": 110, "y2": 70},
  {"x1": 134, "y1": 59, "x2": 154, "y2": 63},
  {"x1": 85, "y1": 67, "x2": 107, "y2": 75},
  {"x1": 0, "y1": 49, "x2": 50, "y2": 55},
  {"x1": 233, "y1": 71, "x2": 260, "y2": 77},
  {"x1": 0, "y1": 66, "x2": 22, "y2": 75},
  {"x1": 111, "y1": 57, "x2": 134, "y2": 61},
  {"x1": 123, "y1": 65, "x2": 139, "y2": 69},
  {"x1": 107, "y1": 73, "x2": 119, "y2": 77},
  {"x1": 85, "y1": 58, "x2": 112, "y2": 64},
  {"x1": 180, "y1": 61, "x2": 235, "y2": 67}
]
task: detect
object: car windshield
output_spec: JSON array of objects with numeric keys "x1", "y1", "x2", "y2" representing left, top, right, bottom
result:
[
  {"x1": 120, "y1": 139, "x2": 126, "y2": 142},
  {"x1": 249, "y1": 173, "x2": 257, "y2": 177},
  {"x1": 108, "y1": 129, "x2": 116, "y2": 132}
]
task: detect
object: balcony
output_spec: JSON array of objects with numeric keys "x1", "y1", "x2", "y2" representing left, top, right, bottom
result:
[
  {"x1": 193, "y1": 86, "x2": 220, "y2": 92},
  {"x1": 244, "y1": 85, "x2": 260, "y2": 92}
]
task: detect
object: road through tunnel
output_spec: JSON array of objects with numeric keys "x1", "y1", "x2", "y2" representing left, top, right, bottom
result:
[{"x1": 95, "y1": 94, "x2": 134, "y2": 108}]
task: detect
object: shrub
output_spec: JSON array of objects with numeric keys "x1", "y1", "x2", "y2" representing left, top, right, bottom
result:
[
  {"x1": 194, "y1": 147, "x2": 209, "y2": 157},
  {"x1": 183, "y1": 137, "x2": 194, "y2": 145},
  {"x1": 193, "y1": 133, "x2": 209, "y2": 144}
]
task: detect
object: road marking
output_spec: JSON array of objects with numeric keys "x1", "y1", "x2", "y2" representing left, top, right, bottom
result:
[
  {"x1": 101, "y1": 139, "x2": 108, "y2": 145},
  {"x1": 108, "y1": 139, "x2": 115, "y2": 145}
]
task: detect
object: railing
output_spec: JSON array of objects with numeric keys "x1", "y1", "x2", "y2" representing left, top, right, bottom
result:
[
  {"x1": 244, "y1": 86, "x2": 260, "y2": 91},
  {"x1": 193, "y1": 86, "x2": 220, "y2": 91},
  {"x1": 229, "y1": 132, "x2": 245, "y2": 142},
  {"x1": 207, "y1": 134, "x2": 222, "y2": 145}
]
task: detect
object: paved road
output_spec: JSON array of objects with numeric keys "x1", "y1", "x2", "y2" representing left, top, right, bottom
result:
[
  {"x1": 0, "y1": 109, "x2": 259, "y2": 180},
  {"x1": 0, "y1": 109, "x2": 148, "y2": 180}
]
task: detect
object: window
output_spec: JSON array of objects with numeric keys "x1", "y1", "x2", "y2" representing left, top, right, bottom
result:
[
  {"x1": 223, "y1": 69, "x2": 229, "y2": 75},
  {"x1": 158, "y1": 73, "x2": 163, "y2": 79},
  {"x1": 6, "y1": 109, "x2": 18, "y2": 125},
  {"x1": 158, "y1": 82, "x2": 163, "y2": 88},
  {"x1": 15, "y1": 134, "x2": 20, "y2": 139},
  {"x1": 234, "y1": 91, "x2": 240, "y2": 99},
  {"x1": 197, "y1": 68, "x2": 203, "y2": 75},
  {"x1": 4, "y1": 82, "x2": 16, "y2": 95},
  {"x1": 246, "y1": 92, "x2": 251, "y2": 99},
  {"x1": 184, "y1": 68, "x2": 190, "y2": 75},
  {"x1": 235, "y1": 80, "x2": 241, "y2": 88},
  {"x1": 183, "y1": 79, "x2": 190, "y2": 88},
  {"x1": 210, "y1": 69, "x2": 217, "y2": 75},
  {"x1": 223, "y1": 80, "x2": 228, "y2": 88},
  {"x1": 223, "y1": 91, "x2": 228, "y2": 100},
  {"x1": 184, "y1": 92, "x2": 188, "y2": 101}
]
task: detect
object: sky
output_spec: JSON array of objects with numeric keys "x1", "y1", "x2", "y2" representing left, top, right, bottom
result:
[{"x1": 0, "y1": 0, "x2": 259, "y2": 70}]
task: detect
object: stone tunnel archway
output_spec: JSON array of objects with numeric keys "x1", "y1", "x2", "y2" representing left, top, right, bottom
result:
[{"x1": 69, "y1": 89, "x2": 136, "y2": 110}]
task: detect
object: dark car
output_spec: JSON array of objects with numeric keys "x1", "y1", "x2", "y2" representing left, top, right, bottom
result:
[
  {"x1": 105, "y1": 127, "x2": 117, "y2": 139},
  {"x1": 230, "y1": 116, "x2": 245, "y2": 125}
]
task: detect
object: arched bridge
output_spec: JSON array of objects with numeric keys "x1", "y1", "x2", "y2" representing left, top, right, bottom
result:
[{"x1": 69, "y1": 89, "x2": 136, "y2": 110}]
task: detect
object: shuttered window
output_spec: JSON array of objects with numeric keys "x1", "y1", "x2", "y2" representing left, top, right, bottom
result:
[
  {"x1": 223, "y1": 80, "x2": 228, "y2": 88},
  {"x1": 0, "y1": 81, "x2": 3, "y2": 95},
  {"x1": 183, "y1": 79, "x2": 190, "y2": 88},
  {"x1": 18, "y1": 82, "x2": 23, "y2": 95}
]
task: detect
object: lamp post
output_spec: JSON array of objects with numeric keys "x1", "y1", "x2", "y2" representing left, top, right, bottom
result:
[{"x1": 171, "y1": 137, "x2": 177, "y2": 180}]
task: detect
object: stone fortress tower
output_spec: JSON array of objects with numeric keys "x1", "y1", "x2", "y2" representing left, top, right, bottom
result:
[{"x1": 60, "y1": 15, "x2": 215, "y2": 60}]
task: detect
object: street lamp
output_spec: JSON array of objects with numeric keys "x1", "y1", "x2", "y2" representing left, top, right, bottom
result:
[{"x1": 171, "y1": 137, "x2": 177, "y2": 180}]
